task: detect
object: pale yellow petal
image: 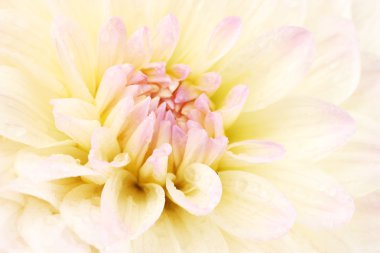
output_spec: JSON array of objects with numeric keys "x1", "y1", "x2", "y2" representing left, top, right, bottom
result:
[
  {"x1": 215, "y1": 27, "x2": 315, "y2": 111},
  {"x1": 230, "y1": 97, "x2": 355, "y2": 161},
  {"x1": 211, "y1": 171, "x2": 296, "y2": 240},
  {"x1": 101, "y1": 171, "x2": 165, "y2": 240},
  {"x1": 166, "y1": 163, "x2": 222, "y2": 216}
]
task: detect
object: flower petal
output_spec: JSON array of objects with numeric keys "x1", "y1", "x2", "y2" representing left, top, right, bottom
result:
[
  {"x1": 132, "y1": 206, "x2": 228, "y2": 253},
  {"x1": 51, "y1": 98, "x2": 100, "y2": 150},
  {"x1": 151, "y1": 14, "x2": 179, "y2": 62},
  {"x1": 352, "y1": 0, "x2": 380, "y2": 55},
  {"x1": 320, "y1": 114, "x2": 380, "y2": 197},
  {"x1": 211, "y1": 170, "x2": 296, "y2": 240},
  {"x1": 166, "y1": 163, "x2": 222, "y2": 216},
  {"x1": 215, "y1": 27, "x2": 315, "y2": 111},
  {"x1": 19, "y1": 199, "x2": 91, "y2": 253},
  {"x1": 61, "y1": 184, "x2": 113, "y2": 250},
  {"x1": 0, "y1": 198, "x2": 24, "y2": 252},
  {"x1": 95, "y1": 64, "x2": 133, "y2": 115},
  {"x1": 140, "y1": 143, "x2": 172, "y2": 185},
  {"x1": 97, "y1": 17, "x2": 128, "y2": 76},
  {"x1": 15, "y1": 152, "x2": 96, "y2": 182},
  {"x1": 219, "y1": 140, "x2": 285, "y2": 169},
  {"x1": 217, "y1": 85, "x2": 249, "y2": 129},
  {"x1": 101, "y1": 171, "x2": 165, "y2": 240},
  {"x1": 259, "y1": 166, "x2": 355, "y2": 229},
  {"x1": 229, "y1": 97, "x2": 356, "y2": 161},
  {"x1": 52, "y1": 16, "x2": 95, "y2": 100},
  {"x1": 343, "y1": 53, "x2": 380, "y2": 119},
  {"x1": 0, "y1": 66, "x2": 64, "y2": 147},
  {"x1": 297, "y1": 17, "x2": 360, "y2": 104},
  {"x1": 125, "y1": 27, "x2": 152, "y2": 68}
]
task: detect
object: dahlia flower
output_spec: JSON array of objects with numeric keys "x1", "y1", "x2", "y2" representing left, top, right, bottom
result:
[{"x1": 0, "y1": 0, "x2": 379, "y2": 252}]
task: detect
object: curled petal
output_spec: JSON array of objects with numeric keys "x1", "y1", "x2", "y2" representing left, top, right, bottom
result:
[
  {"x1": 101, "y1": 171, "x2": 165, "y2": 240},
  {"x1": 166, "y1": 163, "x2": 222, "y2": 216}
]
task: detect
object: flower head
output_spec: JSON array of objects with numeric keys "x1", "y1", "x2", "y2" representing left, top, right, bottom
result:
[{"x1": 0, "y1": 0, "x2": 380, "y2": 252}]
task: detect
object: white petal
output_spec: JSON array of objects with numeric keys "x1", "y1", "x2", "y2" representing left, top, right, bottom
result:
[
  {"x1": 151, "y1": 14, "x2": 179, "y2": 62},
  {"x1": 0, "y1": 66, "x2": 64, "y2": 147},
  {"x1": 60, "y1": 184, "x2": 113, "y2": 250},
  {"x1": 211, "y1": 170, "x2": 296, "y2": 240},
  {"x1": 166, "y1": 163, "x2": 222, "y2": 216},
  {"x1": 132, "y1": 207, "x2": 228, "y2": 253},
  {"x1": 343, "y1": 53, "x2": 380, "y2": 119},
  {"x1": 259, "y1": 166, "x2": 355, "y2": 229},
  {"x1": 352, "y1": 0, "x2": 380, "y2": 55},
  {"x1": 219, "y1": 140, "x2": 285, "y2": 169},
  {"x1": 97, "y1": 17, "x2": 128, "y2": 76},
  {"x1": 52, "y1": 16, "x2": 95, "y2": 100},
  {"x1": 230, "y1": 97, "x2": 356, "y2": 161},
  {"x1": 51, "y1": 98, "x2": 100, "y2": 150},
  {"x1": 0, "y1": 198, "x2": 24, "y2": 251},
  {"x1": 297, "y1": 17, "x2": 360, "y2": 104},
  {"x1": 15, "y1": 152, "x2": 95, "y2": 182},
  {"x1": 215, "y1": 26, "x2": 315, "y2": 111},
  {"x1": 19, "y1": 199, "x2": 91, "y2": 253},
  {"x1": 320, "y1": 114, "x2": 380, "y2": 197},
  {"x1": 101, "y1": 171, "x2": 165, "y2": 240}
]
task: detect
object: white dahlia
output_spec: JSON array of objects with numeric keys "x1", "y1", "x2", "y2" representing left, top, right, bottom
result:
[{"x1": 0, "y1": 0, "x2": 379, "y2": 252}]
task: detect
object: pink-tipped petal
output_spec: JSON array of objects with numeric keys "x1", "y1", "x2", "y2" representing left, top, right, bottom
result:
[
  {"x1": 220, "y1": 140, "x2": 285, "y2": 169},
  {"x1": 166, "y1": 163, "x2": 222, "y2": 216},
  {"x1": 152, "y1": 14, "x2": 179, "y2": 61},
  {"x1": 125, "y1": 27, "x2": 152, "y2": 68},
  {"x1": 218, "y1": 85, "x2": 249, "y2": 129},
  {"x1": 95, "y1": 64, "x2": 134, "y2": 114},
  {"x1": 140, "y1": 143, "x2": 172, "y2": 185},
  {"x1": 97, "y1": 17, "x2": 128, "y2": 76},
  {"x1": 205, "y1": 16, "x2": 242, "y2": 66}
]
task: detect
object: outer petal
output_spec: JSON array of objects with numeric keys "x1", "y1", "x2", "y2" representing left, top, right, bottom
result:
[
  {"x1": 61, "y1": 184, "x2": 113, "y2": 250},
  {"x1": 297, "y1": 18, "x2": 360, "y2": 104},
  {"x1": 52, "y1": 16, "x2": 96, "y2": 100},
  {"x1": 0, "y1": 198, "x2": 25, "y2": 252},
  {"x1": 320, "y1": 114, "x2": 380, "y2": 197},
  {"x1": 343, "y1": 53, "x2": 380, "y2": 119},
  {"x1": 211, "y1": 171, "x2": 296, "y2": 240},
  {"x1": 15, "y1": 152, "x2": 95, "y2": 182},
  {"x1": 132, "y1": 206, "x2": 228, "y2": 253},
  {"x1": 166, "y1": 163, "x2": 222, "y2": 216},
  {"x1": 229, "y1": 97, "x2": 356, "y2": 161},
  {"x1": 215, "y1": 27, "x2": 315, "y2": 111},
  {"x1": 352, "y1": 0, "x2": 380, "y2": 55},
  {"x1": 258, "y1": 166, "x2": 355, "y2": 229},
  {"x1": 0, "y1": 66, "x2": 64, "y2": 147},
  {"x1": 18, "y1": 199, "x2": 91, "y2": 253},
  {"x1": 219, "y1": 140, "x2": 285, "y2": 169},
  {"x1": 101, "y1": 171, "x2": 165, "y2": 240}
]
